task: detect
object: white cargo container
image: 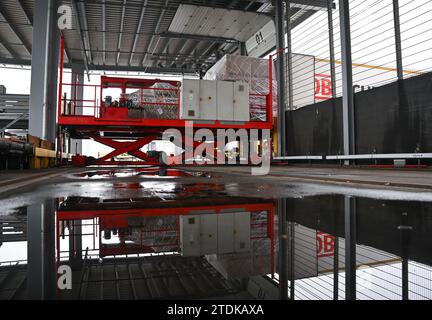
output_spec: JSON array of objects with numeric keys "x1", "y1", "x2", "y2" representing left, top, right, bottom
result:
[
  {"x1": 180, "y1": 79, "x2": 249, "y2": 122},
  {"x1": 199, "y1": 80, "x2": 217, "y2": 120},
  {"x1": 233, "y1": 81, "x2": 250, "y2": 121},
  {"x1": 216, "y1": 80, "x2": 234, "y2": 121},
  {"x1": 180, "y1": 79, "x2": 200, "y2": 120}
]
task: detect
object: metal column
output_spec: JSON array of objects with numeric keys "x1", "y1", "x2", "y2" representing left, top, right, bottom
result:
[
  {"x1": 27, "y1": 200, "x2": 56, "y2": 299},
  {"x1": 278, "y1": 199, "x2": 288, "y2": 300},
  {"x1": 339, "y1": 0, "x2": 355, "y2": 158},
  {"x1": 328, "y1": 0, "x2": 337, "y2": 98},
  {"x1": 70, "y1": 62, "x2": 85, "y2": 154},
  {"x1": 393, "y1": 0, "x2": 404, "y2": 80},
  {"x1": 275, "y1": 0, "x2": 287, "y2": 157},
  {"x1": 333, "y1": 233, "x2": 339, "y2": 300},
  {"x1": 29, "y1": 0, "x2": 60, "y2": 143},
  {"x1": 285, "y1": 1, "x2": 294, "y2": 110},
  {"x1": 344, "y1": 196, "x2": 356, "y2": 300},
  {"x1": 400, "y1": 211, "x2": 411, "y2": 300},
  {"x1": 288, "y1": 221, "x2": 295, "y2": 300}
]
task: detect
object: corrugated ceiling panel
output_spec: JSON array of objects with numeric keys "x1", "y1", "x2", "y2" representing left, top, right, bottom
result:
[{"x1": 168, "y1": 4, "x2": 271, "y2": 42}]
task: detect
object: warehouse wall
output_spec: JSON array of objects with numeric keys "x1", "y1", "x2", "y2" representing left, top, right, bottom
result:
[{"x1": 285, "y1": 72, "x2": 432, "y2": 155}]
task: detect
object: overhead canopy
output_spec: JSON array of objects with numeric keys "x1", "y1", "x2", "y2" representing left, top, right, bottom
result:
[
  {"x1": 0, "y1": 0, "x2": 330, "y2": 75},
  {"x1": 168, "y1": 4, "x2": 272, "y2": 42}
]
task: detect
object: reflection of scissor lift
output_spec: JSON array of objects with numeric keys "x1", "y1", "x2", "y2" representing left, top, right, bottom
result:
[
  {"x1": 57, "y1": 35, "x2": 273, "y2": 166},
  {"x1": 56, "y1": 197, "x2": 275, "y2": 277}
]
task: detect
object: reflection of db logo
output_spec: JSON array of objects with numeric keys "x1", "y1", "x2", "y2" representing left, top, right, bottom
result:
[{"x1": 317, "y1": 232, "x2": 334, "y2": 258}]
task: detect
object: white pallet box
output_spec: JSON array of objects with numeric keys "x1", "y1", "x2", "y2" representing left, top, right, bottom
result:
[
  {"x1": 233, "y1": 81, "x2": 250, "y2": 121},
  {"x1": 180, "y1": 79, "x2": 200, "y2": 120},
  {"x1": 199, "y1": 80, "x2": 217, "y2": 120},
  {"x1": 216, "y1": 80, "x2": 234, "y2": 121}
]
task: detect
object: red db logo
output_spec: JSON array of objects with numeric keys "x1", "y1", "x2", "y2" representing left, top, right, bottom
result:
[
  {"x1": 317, "y1": 231, "x2": 335, "y2": 258},
  {"x1": 315, "y1": 74, "x2": 332, "y2": 101}
]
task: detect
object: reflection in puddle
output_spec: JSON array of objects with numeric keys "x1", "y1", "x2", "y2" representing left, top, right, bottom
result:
[
  {"x1": 0, "y1": 181, "x2": 432, "y2": 300},
  {"x1": 73, "y1": 168, "x2": 215, "y2": 179}
]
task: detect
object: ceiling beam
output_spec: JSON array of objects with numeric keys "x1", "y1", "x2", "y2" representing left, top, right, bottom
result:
[
  {"x1": 150, "y1": 56, "x2": 214, "y2": 64},
  {"x1": 159, "y1": 32, "x2": 239, "y2": 44},
  {"x1": 228, "y1": 0, "x2": 241, "y2": 9},
  {"x1": 77, "y1": 0, "x2": 271, "y2": 13},
  {"x1": 0, "y1": 57, "x2": 32, "y2": 66},
  {"x1": 245, "y1": 0, "x2": 257, "y2": 10},
  {"x1": 116, "y1": 0, "x2": 127, "y2": 65},
  {"x1": 0, "y1": 57, "x2": 198, "y2": 76},
  {"x1": 289, "y1": 0, "x2": 334, "y2": 10},
  {"x1": 78, "y1": 1, "x2": 93, "y2": 63},
  {"x1": 129, "y1": 0, "x2": 147, "y2": 66},
  {"x1": 0, "y1": 6, "x2": 31, "y2": 55},
  {"x1": 89, "y1": 64, "x2": 197, "y2": 75},
  {"x1": 141, "y1": 0, "x2": 168, "y2": 67},
  {"x1": 71, "y1": 0, "x2": 90, "y2": 79},
  {"x1": 169, "y1": 40, "x2": 190, "y2": 68},
  {"x1": 16, "y1": 0, "x2": 33, "y2": 25},
  {"x1": 0, "y1": 34, "x2": 19, "y2": 59}
]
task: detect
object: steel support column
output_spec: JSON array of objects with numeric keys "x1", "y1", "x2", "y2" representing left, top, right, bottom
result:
[
  {"x1": 285, "y1": 1, "x2": 294, "y2": 110},
  {"x1": 288, "y1": 221, "x2": 295, "y2": 300},
  {"x1": 344, "y1": 196, "x2": 356, "y2": 300},
  {"x1": 275, "y1": 0, "x2": 287, "y2": 157},
  {"x1": 400, "y1": 211, "x2": 411, "y2": 300},
  {"x1": 27, "y1": 200, "x2": 56, "y2": 299},
  {"x1": 29, "y1": 0, "x2": 60, "y2": 143},
  {"x1": 333, "y1": 234, "x2": 339, "y2": 299},
  {"x1": 339, "y1": 0, "x2": 355, "y2": 160},
  {"x1": 70, "y1": 63, "x2": 84, "y2": 154},
  {"x1": 393, "y1": 0, "x2": 403, "y2": 81},
  {"x1": 69, "y1": 220, "x2": 83, "y2": 265},
  {"x1": 328, "y1": 0, "x2": 337, "y2": 98},
  {"x1": 278, "y1": 199, "x2": 288, "y2": 300}
]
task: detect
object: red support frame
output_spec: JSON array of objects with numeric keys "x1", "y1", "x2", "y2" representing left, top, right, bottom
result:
[{"x1": 92, "y1": 135, "x2": 158, "y2": 163}]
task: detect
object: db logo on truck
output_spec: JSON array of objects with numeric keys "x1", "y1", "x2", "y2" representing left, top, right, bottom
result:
[
  {"x1": 317, "y1": 231, "x2": 335, "y2": 258},
  {"x1": 315, "y1": 74, "x2": 332, "y2": 101}
]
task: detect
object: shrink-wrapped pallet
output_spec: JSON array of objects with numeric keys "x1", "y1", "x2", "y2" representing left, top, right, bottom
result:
[
  {"x1": 205, "y1": 54, "x2": 277, "y2": 121},
  {"x1": 126, "y1": 83, "x2": 179, "y2": 119}
]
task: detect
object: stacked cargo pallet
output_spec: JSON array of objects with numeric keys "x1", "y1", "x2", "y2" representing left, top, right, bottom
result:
[{"x1": 27, "y1": 134, "x2": 56, "y2": 169}]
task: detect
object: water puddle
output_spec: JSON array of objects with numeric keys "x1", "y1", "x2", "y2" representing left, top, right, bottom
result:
[
  {"x1": 0, "y1": 178, "x2": 431, "y2": 300},
  {"x1": 72, "y1": 167, "x2": 217, "y2": 179}
]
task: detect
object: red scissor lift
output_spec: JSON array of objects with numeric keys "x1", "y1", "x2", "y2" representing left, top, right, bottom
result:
[{"x1": 57, "y1": 36, "x2": 274, "y2": 166}]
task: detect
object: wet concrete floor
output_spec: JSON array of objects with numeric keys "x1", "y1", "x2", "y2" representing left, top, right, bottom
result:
[{"x1": 0, "y1": 165, "x2": 431, "y2": 300}]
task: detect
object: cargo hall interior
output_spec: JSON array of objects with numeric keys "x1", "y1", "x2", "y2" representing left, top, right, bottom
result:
[{"x1": 0, "y1": 0, "x2": 432, "y2": 301}]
